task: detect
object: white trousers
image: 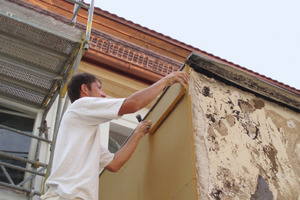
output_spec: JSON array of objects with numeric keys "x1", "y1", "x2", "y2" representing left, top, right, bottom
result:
[{"x1": 40, "y1": 187, "x2": 83, "y2": 200}]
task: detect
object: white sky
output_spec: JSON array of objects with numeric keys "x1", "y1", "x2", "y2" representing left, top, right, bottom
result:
[{"x1": 87, "y1": 0, "x2": 300, "y2": 90}]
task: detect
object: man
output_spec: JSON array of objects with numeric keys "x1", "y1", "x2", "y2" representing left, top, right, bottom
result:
[{"x1": 41, "y1": 71, "x2": 188, "y2": 200}]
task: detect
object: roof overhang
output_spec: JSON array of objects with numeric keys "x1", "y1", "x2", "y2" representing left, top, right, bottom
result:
[
  {"x1": 185, "y1": 53, "x2": 300, "y2": 112},
  {"x1": 0, "y1": 0, "x2": 84, "y2": 110}
]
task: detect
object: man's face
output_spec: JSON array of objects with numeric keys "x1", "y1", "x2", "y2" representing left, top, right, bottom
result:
[{"x1": 87, "y1": 80, "x2": 106, "y2": 98}]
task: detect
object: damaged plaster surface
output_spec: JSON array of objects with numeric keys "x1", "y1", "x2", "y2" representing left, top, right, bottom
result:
[{"x1": 189, "y1": 69, "x2": 300, "y2": 200}]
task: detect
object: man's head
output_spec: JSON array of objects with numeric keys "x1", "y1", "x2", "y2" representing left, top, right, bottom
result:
[{"x1": 67, "y1": 73, "x2": 106, "y2": 103}]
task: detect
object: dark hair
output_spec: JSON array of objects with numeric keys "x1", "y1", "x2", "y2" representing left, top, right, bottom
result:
[{"x1": 67, "y1": 73, "x2": 101, "y2": 103}]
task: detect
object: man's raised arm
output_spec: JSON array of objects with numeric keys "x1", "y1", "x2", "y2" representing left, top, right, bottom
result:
[{"x1": 118, "y1": 71, "x2": 189, "y2": 116}]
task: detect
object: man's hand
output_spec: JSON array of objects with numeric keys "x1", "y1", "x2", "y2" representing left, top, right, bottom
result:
[
  {"x1": 163, "y1": 71, "x2": 189, "y2": 87},
  {"x1": 105, "y1": 120, "x2": 152, "y2": 172},
  {"x1": 134, "y1": 120, "x2": 152, "y2": 137}
]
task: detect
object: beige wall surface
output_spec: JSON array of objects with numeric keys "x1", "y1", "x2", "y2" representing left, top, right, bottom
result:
[
  {"x1": 99, "y1": 83, "x2": 198, "y2": 200},
  {"x1": 78, "y1": 62, "x2": 149, "y2": 98},
  {"x1": 189, "y1": 69, "x2": 300, "y2": 200}
]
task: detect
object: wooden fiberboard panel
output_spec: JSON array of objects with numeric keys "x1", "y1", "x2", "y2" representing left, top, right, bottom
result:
[
  {"x1": 99, "y1": 85, "x2": 198, "y2": 200},
  {"x1": 147, "y1": 82, "x2": 187, "y2": 134}
]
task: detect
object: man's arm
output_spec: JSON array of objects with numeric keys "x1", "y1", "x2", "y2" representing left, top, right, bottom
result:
[
  {"x1": 118, "y1": 71, "x2": 189, "y2": 115},
  {"x1": 105, "y1": 120, "x2": 152, "y2": 172}
]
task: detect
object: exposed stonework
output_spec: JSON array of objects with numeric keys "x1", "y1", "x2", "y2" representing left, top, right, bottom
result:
[
  {"x1": 186, "y1": 53, "x2": 300, "y2": 110},
  {"x1": 189, "y1": 69, "x2": 300, "y2": 200}
]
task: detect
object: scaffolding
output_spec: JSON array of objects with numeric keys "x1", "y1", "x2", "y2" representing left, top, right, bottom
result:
[{"x1": 0, "y1": 0, "x2": 95, "y2": 199}]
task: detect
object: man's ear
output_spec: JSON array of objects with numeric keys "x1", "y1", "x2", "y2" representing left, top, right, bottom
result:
[{"x1": 80, "y1": 84, "x2": 89, "y2": 97}]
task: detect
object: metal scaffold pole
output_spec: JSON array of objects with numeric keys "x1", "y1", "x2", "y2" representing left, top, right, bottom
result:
[{"x1": 0, "y1": 0, "x2": 95, "y2": 199}]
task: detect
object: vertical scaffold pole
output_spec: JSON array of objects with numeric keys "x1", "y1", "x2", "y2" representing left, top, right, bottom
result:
[
  {"x1": 70, "y1": 0, "x2": 82, "y2": 26},
  {"x1": 84, "y1": 0, "x2": 95, "y2": 50}
]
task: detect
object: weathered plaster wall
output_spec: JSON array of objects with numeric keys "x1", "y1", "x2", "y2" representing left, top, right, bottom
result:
[{"x1": 189, "y1": 69, "x2": 300, "y2": 200}]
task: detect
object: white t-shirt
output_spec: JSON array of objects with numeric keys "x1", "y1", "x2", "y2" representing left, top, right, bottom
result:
[{"x1": 44, "y1": 97, "x2": 125, "y2": 200}]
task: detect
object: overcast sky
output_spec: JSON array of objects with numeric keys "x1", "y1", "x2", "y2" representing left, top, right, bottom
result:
[{"x1": 87, "y1": 0, "x2": 300, "y2": 90}]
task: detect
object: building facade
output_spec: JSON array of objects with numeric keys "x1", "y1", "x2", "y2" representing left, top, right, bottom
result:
[{"x1": 0, "y1": 1, "x2": 299, "y2": 200}]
